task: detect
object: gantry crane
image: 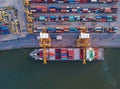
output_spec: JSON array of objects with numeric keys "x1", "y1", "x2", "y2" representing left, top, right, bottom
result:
[
  {"x1": 27, "y1": 15, "x2": 33, "y2": 23},
  {"x1": 0, "y1": 9, "x2": 11, "y2": 25},
  {"x1": 39, "y1": 28, "x2": 51, "y2": 64},
  {"x1": 27, "y1": 23, "x2": 33, "y2": 33},
  {"x1": 11, "y1": 21, "x2": 15, "y2": 33},
  {"x1": 77, "y1": 26, "x2": 90, "y2": 64},
  {"x1": 23, "y1": 0, "x2": 30, "y2": 7},
  {"x1": 24, "y1": 1, "x2": 33, "y2": 33},
  {"x1": 11, "y1": 20, "x2": 19, "y2": 34},
  {"x1": 0, "y1": 10, "x2": 7, "y2": 23},
  {"x1": 14, "y1": 20, "x2": 19, "y2": 34},
  {"x1": 24, "y1": 10, "x2": 33, "y2": 33},
  {"x1": 0, "y1": 12, "x2": 2, "y2": 22},
  {"x1": 24, "y1": 8, "x2": 32, "y2": 16}
]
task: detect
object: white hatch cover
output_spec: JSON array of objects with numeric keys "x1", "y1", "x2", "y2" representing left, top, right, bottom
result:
[
  {"x1": 40, "y1": 32, "x2": 49, "y2": 38},
  {"x1": 79, "y1": 33, "x2": 90, "y2": 38}
]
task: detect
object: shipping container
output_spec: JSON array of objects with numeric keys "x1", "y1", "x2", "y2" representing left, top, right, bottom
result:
[
  {"x1": 80, "y1": 49, "x2": 83, "y2": 59},
  {"x1": 68, "y1": 48, "x2": 74, "y2": 60},
  {"x1": 94, "y1": 48, "x2": 99, "y2": 59},
  {"x1": 49, "y1": 48, "x2": 55, "y2": 60},
  {"x1": 55, "y1": 49, "x2": 61, "y2": 60},
  {"x1": 33, "y1": 27, "x2": 117, "y2": 33},
  {"x1": 74, "y1": 48, "x2": 80, "y2": 60}
]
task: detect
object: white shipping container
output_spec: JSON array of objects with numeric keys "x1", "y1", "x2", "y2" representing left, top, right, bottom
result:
[
  {"x1": 30, "y1": 10, "x2": 37, "y2": 12},
  {"x1": 86, "y1": 49, "x2": 90, "y2": 60},
  {"x1": 74, "y1": 48, "x2": 80, "y2": 60},
  {"x1": 80, "y1": 33, "x2": 90, "y2": 38},
  {"x1": 58, "y1": 1, "x2": 64, "y2": 3},
  {"x1": 40, "y1": 33, "x2": 49, "y2": 38},
  {"x1": 49, "y1": 48, "x2": 55, "y2": 60},
  {"x1": 57, "y1": 35, "x2": 62, "y2": 40},
  {"x1": 91, "y1": 0, "x2": 97, "y2": 2}
]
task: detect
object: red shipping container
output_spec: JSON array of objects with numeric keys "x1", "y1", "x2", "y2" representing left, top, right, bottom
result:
[
  {"x1": 68, "y1": 50, "x2": 74, "y2": 60},
  {"x1": 80, "y1": 0, "x2": 88, "y2": 3},
  {"x1": 48, "y1": 0, "x2": 55, "y2": 3},
  {"x1": 60, "y1": 10, "x2": 67, "y2": 13},
  {"x1": 94, "y1": 48, "x2": 99, "y2": 59},
  {"x1": 80, "y1": 49, "x2": 83, "y2": 59},
  {"x1": 101, "y1": 18, "x2": 106, "y2": 22},
  {"x1": 56, "y1": 56, "x2": 60, "y2": 59},
  {"x1": 50, "y1": 9, "x2": 56, "y2": 12},
  {"x1": 76, "y1": 0, "x2": 81, "y2": 3}
]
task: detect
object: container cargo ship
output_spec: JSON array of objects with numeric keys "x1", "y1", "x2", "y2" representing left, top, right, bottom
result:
[{"x1": 29, "y1": 47, "x2": 104, "y2": 61}]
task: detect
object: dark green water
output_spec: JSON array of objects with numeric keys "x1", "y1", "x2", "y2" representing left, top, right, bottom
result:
[{"x1": 0, "y1": 48, "x2": 120, "y2": 89}]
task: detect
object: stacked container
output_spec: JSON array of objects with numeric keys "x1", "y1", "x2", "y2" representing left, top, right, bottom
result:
[
  {"x1": 31, "y1": 5, "x2": 117, "y2": 13},
  {"x1": 61, "y1": 48, "x2": 68, "y2": 60},
  {"x1": 38, "y1": 49, "x2": 43, "y2": 60},
  {"x1": 0, "y1": 26, "x2": 10, "y2": 35},
  {"x1": 49, "y1": 48, "x2": 55, "y2": 60},
  {"x1": 94, "y1": 48, "x2": 99, "y2": 59},
  {"x1": 86, "y1": 49, "x2": 90, "y2": 60},
  {"x1": 55, "y1": 49, "x2": 61, "y2": 60},
  {"x1": 34, "y1": 15, "x2": 116, "y2": 22},
  {"x1": 80, "y1": 49, "x2": 83, "y2": 59},
  {"x1": 41, "y1": 6, "x2": 48, "y2": 12},
  {"x1": 74, "y1": 48, "x2": 80, "y2": 60},
  {"x1": 68, "y1": 48, "x2": 74, "y2": 60},
  {"x1": 34, "y1": 27, "x2": 118, "y2": 33}
]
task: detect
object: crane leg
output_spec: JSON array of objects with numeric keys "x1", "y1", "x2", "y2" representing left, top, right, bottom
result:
[
  {"x1": 43, "y1": 47, "x2": 47, "y2": 64},
  {"x1": 83, "y1": 47, "x2": 86, "y2": 64},
  {"x1": 83, "y1": 59, "x2": 86, "y2": 64}
]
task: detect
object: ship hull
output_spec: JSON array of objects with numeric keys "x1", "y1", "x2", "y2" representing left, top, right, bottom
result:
[{"x1": 29, "y1": 48, "x2": 104, "y2": 61}]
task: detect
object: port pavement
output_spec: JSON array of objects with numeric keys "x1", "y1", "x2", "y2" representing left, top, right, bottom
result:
[{"x1": 0, "y1": 0, "x2": 120, "y2": 50}]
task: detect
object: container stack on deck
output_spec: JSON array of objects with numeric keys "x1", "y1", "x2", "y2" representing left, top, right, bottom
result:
[
  {"x1": 30, "y1": 48, "x2": 104, "y2": 61},
  {"x1": 55, "y1": 49, "x2": 61, "y2": 60},
  {"x1": 61, "y1": 48, "x2": 68, "y2": 60},
  {"x1": 49, "y1": 48, "x2": 55, "y2": 60}
]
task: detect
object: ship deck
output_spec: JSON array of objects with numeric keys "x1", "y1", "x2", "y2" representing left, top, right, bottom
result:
[{"x1": 29, "y1": 48, "x2": 104, "y2": 61}]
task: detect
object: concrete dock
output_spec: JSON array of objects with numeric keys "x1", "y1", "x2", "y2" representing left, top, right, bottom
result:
[{"x1": 0, "y1": 0, "x2": 120, "y2": 50}]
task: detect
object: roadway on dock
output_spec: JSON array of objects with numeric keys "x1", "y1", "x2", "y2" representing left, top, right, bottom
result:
[{"x1": 0, "y1": 33, "x2": 120, "y2": 50}]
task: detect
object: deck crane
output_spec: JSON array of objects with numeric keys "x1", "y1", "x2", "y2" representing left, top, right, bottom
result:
[
  {"x1": 77, "y1": 26, "x2": 90, "y2": 64},
  {"x1": 39, "y1": 28, "x2": 51, "y2": 64}
]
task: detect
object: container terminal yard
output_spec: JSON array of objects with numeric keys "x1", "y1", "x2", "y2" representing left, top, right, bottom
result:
[{"x1": 0, "y1": 0, "x2": 120, "y2": 64}]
